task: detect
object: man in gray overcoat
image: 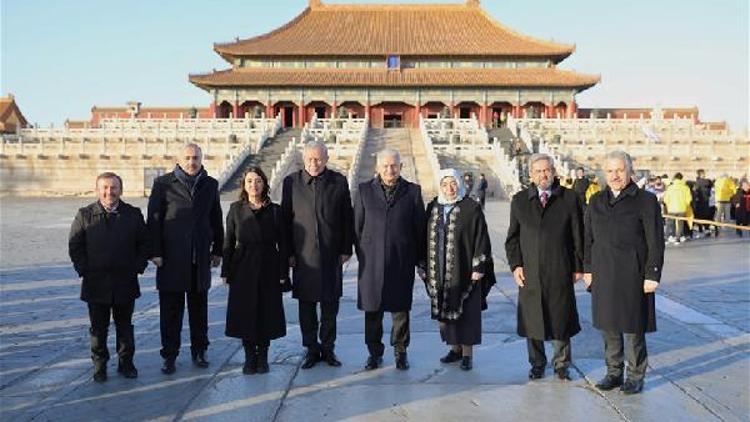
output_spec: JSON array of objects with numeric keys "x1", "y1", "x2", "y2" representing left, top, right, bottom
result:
[
  {"x1": 355, "y1": 148, "x2": 425, "y2": 371},
  {"x1": 584, "y1": 150, "x2": 664, "y2": 395}
]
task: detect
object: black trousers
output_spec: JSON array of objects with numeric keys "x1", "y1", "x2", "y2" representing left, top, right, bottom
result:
[
  {"x1": 365, "y1": 310, "x2": 410, "y2": 356},
  {"x1": 88, "y1": 300, "x2": 135, "y2": 364},
  {"x1": 159, "y1": 289, "x2": 209, "y2": 359},
  {"x1": 526, "y1": 338, "x2": 571, "y2": 370},
  {"x1": 298, "y1": 300, "x2": 339, "y2": 353},
  {"x1": 242, "y1": 338, "x2": 270, "y2": 348},
  {"x1": 602, "y1": 331, "x2": 648, "y2": 381}
]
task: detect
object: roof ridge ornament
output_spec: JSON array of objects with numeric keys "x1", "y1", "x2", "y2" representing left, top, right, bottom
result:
[
  {"x1": 309, "y1": 0, "x2": 322, "y2": 9},
  {"x1": 466, "y1": 0, "x2": 481, "y2": 8}
]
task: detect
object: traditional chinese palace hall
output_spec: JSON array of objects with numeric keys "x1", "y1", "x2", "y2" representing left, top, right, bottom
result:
[{"x1": 189, "y1": 0, "x2": 600, "y2": 129}]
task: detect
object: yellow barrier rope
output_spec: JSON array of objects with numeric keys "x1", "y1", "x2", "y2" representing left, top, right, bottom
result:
[{"x1": 663, "y1": 214, "x2": 750, "y2": 231}]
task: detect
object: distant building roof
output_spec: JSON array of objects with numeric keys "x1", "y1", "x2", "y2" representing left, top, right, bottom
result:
[{"x1": 0, "y1": 94, "x2": 29, "y2": 133}]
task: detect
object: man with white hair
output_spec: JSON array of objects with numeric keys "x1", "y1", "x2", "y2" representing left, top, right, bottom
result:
[
  {"x1": 354, "y1": 148, "x2": 425, "y2": 371},
  {"x1": 282, "y1": 140, "x2": 354, "y2": 369},
  {"x1": 583, "y1": 150, "x2": 664, "y2": 395},
  {"x1": 505, "y1": 153, "x2": 584, "y2": 382}
]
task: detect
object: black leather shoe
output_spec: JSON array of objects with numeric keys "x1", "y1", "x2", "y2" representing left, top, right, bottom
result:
[
  {"x1": 595, "y1": 375, "x2": 623, "y2": 391},
  {"x1": 528, "y1": 366, "x2": 545, "y2": 380},
  {"x1": 93, "y1": 364, "x2": 107, "y2": 383},
  {"x1": 621, "y1": 379, "x2": 644, "y2": 395},
  {"x1": 365, "y1": 355, "x2": 383, "y2": 370},
  {"x1": 460, "y1": 356, "x2": 473, "y2": 371},
  {"x1": 192, "y1": 350, "x2": 209, "y2": 368},
  {"x1": 440, "y1": 349, "x2": 462, "y2": 363},
  {"x1": 117, "y1": 360, "x2": 138, "y2": 379},
  {"x1": 395, "y1": 353, "x2": 409, "y2": 370},
  {"x1": 301, "y1": 350, "x2": 320, "y2": 369},
  {"x1": 322, "y1": 351, "x2": 342, "y2": 367},
  {"x1": 161, "y1": 358, "x2": 176, "y2": 374},
  {"x1": 555, "y1": 367, "x2": 571, "y2": 381}
]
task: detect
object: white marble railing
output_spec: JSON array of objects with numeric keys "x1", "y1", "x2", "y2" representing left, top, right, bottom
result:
[
  {"x1": 422, "y1": 115, "x2": 488, "y2": 146},
  {"x1": 489, "y1": 143, "x2": 522, "y2": 196},
  {"x1": 513, "y1": 117, "x2": 746, "y2": 145},
  {"x1": 419, "y1": 116, "x2": 446, "y2": 193},
  {"x1": 346, "y1": 117, "x2": 370, "y2": 194},
  {"x1": 2, "y1": 116, "x2": 282, "y2": 160},
  {"x1": 268, "y1": 136, "x2": 302, "y2": 202},
  {"x1": 12, "y1": 117, "x2": 280, "y2": 147}
]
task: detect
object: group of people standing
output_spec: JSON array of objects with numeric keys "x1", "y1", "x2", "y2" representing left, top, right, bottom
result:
[
  {"x1": 646, "y1": 170, "x2": 749, "y2": 243},
  {"x1": 505, "y1": 151, "x2": 664, "y2": 395},
  {"x1": 68, "y1": 142, "x2": 664, "y2": 397}
]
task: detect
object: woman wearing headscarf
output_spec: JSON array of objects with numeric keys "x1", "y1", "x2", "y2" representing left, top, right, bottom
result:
[
  {"x1": 222, "y1": 167, "x2": 290, "y2": 375},
  {"x1": 419, "y1": 169, "x2": 495, "y2": 370}
]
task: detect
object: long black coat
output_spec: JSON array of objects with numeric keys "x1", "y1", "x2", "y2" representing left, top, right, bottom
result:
[
  {"x1": 281, "y1": 168, "x2": 354, "y2": 302},
  {"x1": 69, "y1": 201, "x2": 150, "y2": 304},
  {"x1": 584, "y1": 182, "x2": 664, "y2": 333},
  {"x1": 221, "y1": 201, "x2": 287, "y2": 341},
  {"x1": 354, "y1": 178, "x2": 425, "y2": 312},
  {"x1": 505, "y1": 182, "x2": 583, "y2": 341},
  {"x1": 147, "y1": 170, "x2": 224, "y2": 292}
]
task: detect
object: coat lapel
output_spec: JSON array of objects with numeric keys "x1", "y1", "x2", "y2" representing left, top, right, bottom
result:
[{"x1": 169, "y1": 173, "x2": 193, "y2": 200}]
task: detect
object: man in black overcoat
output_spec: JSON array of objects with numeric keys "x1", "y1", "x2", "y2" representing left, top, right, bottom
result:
[
  {"x1": 69, "y1": 172, "x2": 150, "y2": 382},
  {"x1": 282, "y1": 140, "x2": 354, "y2": 369},
  {"x1": 147, "y1": 143, "x2": 224, "y2": 374},
  {"x1": 355, "y1": 148, "x2": 425, "y2": 371},
  {"x1": 584, "y1": 150, "x2": 664, "y2": 395},
  {"x1": 505, "y1": 153, "x2": 584, "y2": 381}
]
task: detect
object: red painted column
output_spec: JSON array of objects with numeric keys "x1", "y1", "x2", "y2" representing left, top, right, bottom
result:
[
  {"x1": 480, "y1": 103, "x2": 488, "y2": 126},
  {"x1": 298, "y1": 102, "x2": 306, "y2": 128},
  {"x1": 569, "y1": 101, "x2": 578, "y2": 118},
  {"x1": 331, "y1": 101, "x2": 338, "y2": 119},
  {"x1": 209, "y1": 101, "x2": 217, "y2": 118},
  {"x1": 365, "y1": 102, "x2": 371, "y2": 127},
  {"x1": 232, "y1": 101, "x2": 239, "y2": 119},
  {"x1": 513, "y1": 104, "x2": 522, "y2": 119},
  {"x1": 266, "y1": 103, "x2": 274, "y2": 119}
]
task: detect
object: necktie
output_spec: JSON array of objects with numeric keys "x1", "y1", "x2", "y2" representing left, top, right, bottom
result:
[{"x1": 540, "y1": 191, "x2": 549, "y2": 208}]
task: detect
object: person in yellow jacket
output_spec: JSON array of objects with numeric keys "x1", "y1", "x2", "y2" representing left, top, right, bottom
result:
[
  {"x1": 663, "y1": 173, "x2": 693, "y2": 244},
  {"x1": 714, "y1": 174, "x2": 737, "y2": 223},
  {"x1": 585, "y1": 176, "x2": 601, "y2": 205}
]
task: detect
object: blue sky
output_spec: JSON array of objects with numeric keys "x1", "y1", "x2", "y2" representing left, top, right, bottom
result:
[{"x1": 1, "y1": 0, "x2": 747, "y2": 131}]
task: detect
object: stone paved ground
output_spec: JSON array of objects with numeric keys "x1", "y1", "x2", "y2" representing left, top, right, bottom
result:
[{"x1": 1, "y1": 197, "x2": 748, "y2": 421}]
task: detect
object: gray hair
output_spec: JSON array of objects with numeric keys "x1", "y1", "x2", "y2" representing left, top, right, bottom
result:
[
  {"x1": 376, "y1": 148, "x2": 401, "y2": 165},
  {"x1": 304, "y1": 140, "x2": 329, "y2": 158},
  {"x1": 529, "y1": 153, "x2": 555, "y2": 168},
  {"x1": 604, "y1": 150, "x2": 634, "y2": 174},
  {"x1": 182, "y1": 142, "x2": 203, "y2": 158}
]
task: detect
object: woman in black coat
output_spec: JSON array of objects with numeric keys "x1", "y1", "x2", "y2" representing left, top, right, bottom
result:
[
  {"x1": 421, "y1": 169, "x2": 494, "y2": 371},
  {"x1": 222, "y1": 167, "x2": 288, "y2": 375}
]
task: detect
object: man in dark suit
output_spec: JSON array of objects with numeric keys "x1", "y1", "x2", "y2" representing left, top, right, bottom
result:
[
  {"x1": 69, "y1": 172, "x2": 151, "y2": 382},
  {"x1": 282, "y1": 141, "x2": 354, "y2": 369},
  {"x1": 505, "y1": 154, "x2": 584, "y2": 381},
  {"x1": 355, "y1": 148, "x2": 425, "y2": 371},
  {"x1": 147, "y1": 143, "x2": 224, "y2": 374},
  {"x1": 584, "y1": 150, "x2": 664, "y2": 395},
  {"x1": 572, "y1": 167, "x2": 590, "y2": 207}
]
